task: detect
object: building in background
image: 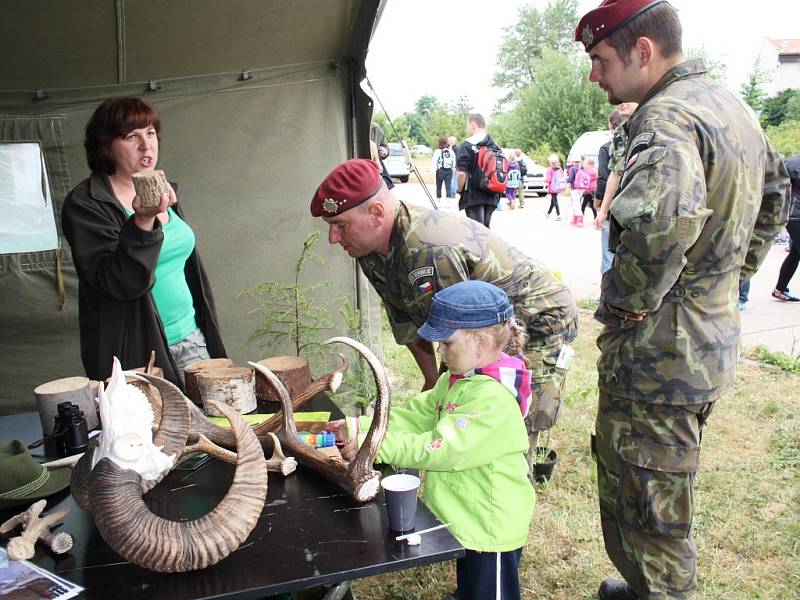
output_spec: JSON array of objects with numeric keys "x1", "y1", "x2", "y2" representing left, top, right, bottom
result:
[{"x1": 758, "y1": 38, "x2": 800, "y2": 95}]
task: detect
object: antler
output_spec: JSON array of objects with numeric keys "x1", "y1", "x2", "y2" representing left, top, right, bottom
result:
[
  {"x1": 180, "y1": 431, "x2": 296, "y2": 476},
  {"x1": 1, "y1": 500, "x2": 73, "y2": 560},
  {"x1": 247, "y1": 336, "x2": 390, "y2": 502}
]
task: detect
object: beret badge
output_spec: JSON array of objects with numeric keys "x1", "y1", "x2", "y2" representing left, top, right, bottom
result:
[
  {"x1": 581, "y1": 25, "x2": 594, "y2": 47},
  {"x1": 322, "y1": 198, "x2": 339, "y2": 214}
]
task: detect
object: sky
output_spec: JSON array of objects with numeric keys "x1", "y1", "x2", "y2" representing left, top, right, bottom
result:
[{"x1": 364, "y1": 0, "x2": 799, "y2": 118}]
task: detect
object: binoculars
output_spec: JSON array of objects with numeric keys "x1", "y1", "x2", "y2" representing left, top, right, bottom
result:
[{"x1": 52, "y1": 401, "x2": 89, "y2": 457}]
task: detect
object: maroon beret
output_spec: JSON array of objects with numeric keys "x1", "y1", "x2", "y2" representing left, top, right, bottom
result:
[
  {"x1": 310, "y1": 159, "x2": 383, "y2": 217},
  {"x1": 575, "y1": 0, "x2": 667, "y2": 52}
]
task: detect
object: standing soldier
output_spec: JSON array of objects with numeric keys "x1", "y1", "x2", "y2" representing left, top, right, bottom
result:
[
  {"x1": 310, "y1": 158, "x2": 578, "y2": 473},
  {"x1": 575, "y1": 1, "x2": 790, "y2": 599}
]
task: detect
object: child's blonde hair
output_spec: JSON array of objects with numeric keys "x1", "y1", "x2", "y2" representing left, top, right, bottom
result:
[{"x1": 465, "y1": 317, "x2": 528, "y2": 357}]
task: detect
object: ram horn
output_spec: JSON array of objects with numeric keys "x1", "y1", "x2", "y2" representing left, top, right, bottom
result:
[
  {"x1": 86, "y1": 399, "x2": 267, "y2": 572},
  {"x1": 71, "y1": 370, "x2": 191, "y2": 507},
  {"x1": 248, "y1": 336, "x2": 390, "y2": 502}
]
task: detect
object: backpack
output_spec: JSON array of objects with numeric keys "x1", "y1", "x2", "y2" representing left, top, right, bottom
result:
[
  {"x1": 472, "y1": 143, "x2": 508, "y2": 193},
  {"x1": 507, "y1": 166, "x2": 521, "y2": 188},
  {"x1": 438, "y1": 147, "x2": 455, "y2": 170},
  {"x1": 553, "y1": 169, "x2": 567, "y2": 192},
  {"x1": 518, "y1": 159, "x2": 528, "y2": 177}
]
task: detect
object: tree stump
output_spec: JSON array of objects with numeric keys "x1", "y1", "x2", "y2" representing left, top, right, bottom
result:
[
  {"x1": 197, "y1": 367, "x2": 257, "y2": 416},
  {"x1": 255, "y1": 356, "x2": 312, "y2": 403},
  {"x1": 131, "y1": 170, "x2": 169, "y2": 209},
  {"x1": 184, "y1": 358, "x2": 234, "y2": 405},
  {"x1": 34, "y1": 377, "x2": 99, "y2": 433}
]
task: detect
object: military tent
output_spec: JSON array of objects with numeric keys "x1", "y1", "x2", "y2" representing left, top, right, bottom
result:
[{"x1": 0, "y1": 0, "x2": 386, "y2": 413}]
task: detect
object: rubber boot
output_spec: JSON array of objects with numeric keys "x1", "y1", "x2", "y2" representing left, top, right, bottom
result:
[{"x1": 577, "y1": 215, "x2": 584, "y2": 227}]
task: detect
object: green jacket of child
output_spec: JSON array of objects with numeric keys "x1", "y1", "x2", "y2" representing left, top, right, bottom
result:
[{"x1": 362, "y1": 370, "x2": 534, "y2": 552}]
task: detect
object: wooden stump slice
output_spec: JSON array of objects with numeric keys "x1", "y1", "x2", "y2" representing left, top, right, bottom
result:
[
  {"x1": 131, "y1": 170, "x2": 169, "y2": 209},
  {"x1": 197, "y1": 366, "x2": 257, "y2": 416},
  {"x1": 255, "y1": 355, "x2": 312, "y2": 403},
  {"x1": 184, "y1": 358, "x2": 234, "y2": 405},
  {"x1": 34, "y1": 376, "x2": 99, "y2": 433}
]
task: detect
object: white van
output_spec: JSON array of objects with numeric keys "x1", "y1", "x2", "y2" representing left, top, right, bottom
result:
[{"x1": 567, "y1": 130, "x2": 612, "y2": 167}]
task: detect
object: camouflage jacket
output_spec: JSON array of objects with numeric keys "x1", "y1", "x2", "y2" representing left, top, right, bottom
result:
[
  {"x1": 359, "y1": 201, "x2": 577, "y2": 346},
  {"x1": 597, "y1": 59, "x2": 790, "y2": 404}
]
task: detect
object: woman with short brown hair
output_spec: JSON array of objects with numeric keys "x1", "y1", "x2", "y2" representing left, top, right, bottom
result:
[{"x1": 62, "y1": 96, "x2": 226, "y2": 387}]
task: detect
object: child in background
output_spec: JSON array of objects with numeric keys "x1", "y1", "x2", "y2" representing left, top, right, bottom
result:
[
  {"x1": 505, "y1": 153, "x2": 521, "y2": 210},
  {"x1": 545, "y1": 155, "x2": 565, "y2": 220},
  {"x1": 328, "y1": 280, "x2": 534, "y2": 600},
  {"x1": 573, "y1": 159, "x2": 597, "y2": 226},
  {"x1": 568, "y1": 160, "x2": 585, "y2": 226}
]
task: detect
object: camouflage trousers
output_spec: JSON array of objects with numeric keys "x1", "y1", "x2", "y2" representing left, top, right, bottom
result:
[
  {"x1": 523, "y1": 317, "x2": 578, "y2": 468},
  {"x1": 595, "y1": 392, "x2": 714, "y2": 600}
]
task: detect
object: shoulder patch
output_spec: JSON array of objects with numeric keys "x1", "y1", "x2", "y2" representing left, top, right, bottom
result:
[
  {"x1": 629, "y1": 132, "x2": 655, "y2": 155},
  {"x1": 408, "y1": 266, "x2": 435, "y2": 285}
]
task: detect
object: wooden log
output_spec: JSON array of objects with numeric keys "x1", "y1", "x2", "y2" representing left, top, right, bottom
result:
[
  {"x1": 184, "y1": 358, "x2": 234, "y2": 405},
  {"x1": 254, "y1": 356, "x2": 311, "y2": 403},
  {"x1": 197, "y1": 367, "x2": 257, "y2": 416},
  {"x1": 34, "y1": 377, "x2": 99, "y2": 433},
  {"x1": 131, "y1": 170, "x2": 169, "y2": 208}
]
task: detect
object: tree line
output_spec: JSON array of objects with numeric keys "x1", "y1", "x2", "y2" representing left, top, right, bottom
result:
[{"x1": 374, "y1": 0, "x2": 799, "y2": 164}]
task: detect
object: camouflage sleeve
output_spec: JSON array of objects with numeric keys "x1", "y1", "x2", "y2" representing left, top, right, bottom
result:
[
  {"x1": 605, "y1": 122, "x2": 713, "y2": 314},
  {"x1": 740, "y1": 140, "x2": 790, "y2": 282},
  {"x1": 607, "y1": 125, "x2": 627, "y2": 173},
  {"x1": 384, "y1": 303, "x2": 419, "y2": 346},
  {"x1": 386, "y1": 246, "x2": 472, "y2": 345}
]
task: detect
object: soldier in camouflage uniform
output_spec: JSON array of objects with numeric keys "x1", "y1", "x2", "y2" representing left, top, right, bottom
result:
[
  {"x1": 576, "y1": 1, "x2": 790, "y2": 599},
  {"x1": 309, "y1": 158, "x2": 578, "y2": 471}
]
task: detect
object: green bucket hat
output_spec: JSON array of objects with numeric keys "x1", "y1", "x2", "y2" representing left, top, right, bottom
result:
[{"x1": 0, "y1": 440, "x2": 72, "y2": 510}]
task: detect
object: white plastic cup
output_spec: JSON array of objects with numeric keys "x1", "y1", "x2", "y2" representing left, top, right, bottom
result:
[{"x1": 381, "y1": 473, "x2": 420, "y2": 533}]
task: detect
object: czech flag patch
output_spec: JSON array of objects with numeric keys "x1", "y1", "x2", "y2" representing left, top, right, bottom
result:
[{"x1": 418, "y1": 281, "x2": 433, "y2": 294}]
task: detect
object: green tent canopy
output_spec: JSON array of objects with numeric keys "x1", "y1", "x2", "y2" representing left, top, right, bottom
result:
[{"x1": 0, "y1": 0, "x2": 386, "y2": 413}]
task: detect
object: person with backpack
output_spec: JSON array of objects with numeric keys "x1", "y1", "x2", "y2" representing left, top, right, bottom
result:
[
  {"x1": 545, "y1": 155, "x2": 566, "y2": 220},
  {"x1": 431, "y1": 136, "x2": 456, "y2": 205},
  {"x1": 456, "y1": 113, "x2": 507, "y2": 228},
  {"x1": 505, "y1": 152, "x2": 522, "y2": 210}
]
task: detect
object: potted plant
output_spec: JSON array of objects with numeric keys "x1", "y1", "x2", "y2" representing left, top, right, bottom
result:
[{"x1": 532, "y1": 430, "x2": 558, "y2": 483}]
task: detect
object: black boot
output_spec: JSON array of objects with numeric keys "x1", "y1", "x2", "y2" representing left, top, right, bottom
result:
[{"x1": 598, "y1": 578, "x2": 639, "y2": 600}]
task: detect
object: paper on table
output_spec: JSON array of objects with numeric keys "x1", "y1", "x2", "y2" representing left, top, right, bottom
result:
[{"x1": 0, "y1": 547, "x2": 84, "y2": 599}]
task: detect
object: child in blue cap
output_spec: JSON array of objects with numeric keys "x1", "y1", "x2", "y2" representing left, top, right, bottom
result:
[{"x1": 329, "y1": 280, "x2": 534, "y2": 600}]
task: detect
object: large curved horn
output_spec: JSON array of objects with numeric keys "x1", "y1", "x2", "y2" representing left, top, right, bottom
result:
[
  {"x1": 125, "y1": 372, "x2": 191, "y2": 493},
  {"x1": 87, "y1": 399, "x2": 267, "y2": 572},
  {"x1": 248, "y1": 336, "x2": 390, "y2": 502},
  {"x1": 72, "y1": 372, "x2": 192, "y2": 504}
]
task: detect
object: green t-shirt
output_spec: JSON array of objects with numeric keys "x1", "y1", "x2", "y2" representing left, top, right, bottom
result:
[{"x1": 125, "y1": 207, "x2": 197, "y2": 344}]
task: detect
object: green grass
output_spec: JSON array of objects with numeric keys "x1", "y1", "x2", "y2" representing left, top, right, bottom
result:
[{"x1": 351, "y1": 309, "x2": 800, "y2": 600}]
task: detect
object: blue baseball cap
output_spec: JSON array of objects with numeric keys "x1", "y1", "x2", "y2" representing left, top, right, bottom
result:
[{"x1": 417, "y1": 281, "x2": 514, "y2": 342}]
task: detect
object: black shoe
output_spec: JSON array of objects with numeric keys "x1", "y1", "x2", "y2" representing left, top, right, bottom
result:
[{"x1": 598, "y1": 578, "x2": 639, "y2": 600}]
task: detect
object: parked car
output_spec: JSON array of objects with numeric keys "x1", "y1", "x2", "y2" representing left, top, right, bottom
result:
[
  {"x1": 409, "y1": 144, "x2": 432, "y2": 156},
  {"x1": 502, "y1": 148, "x2": 548, "y2": 196},
  {"x1": 384, "y1": 142, "x2": 411, "y2": 183}
]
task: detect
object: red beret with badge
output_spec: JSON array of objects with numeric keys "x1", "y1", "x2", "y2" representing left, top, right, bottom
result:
[
  {"x1": 575, "y1": 0, "x2": 668, "y2": 52},
  {"x1": 310, "y1": 159, "x2": 384, "y2": 217}
]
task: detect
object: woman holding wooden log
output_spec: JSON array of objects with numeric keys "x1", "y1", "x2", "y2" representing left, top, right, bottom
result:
[{"x1": 62, "y1": 96, "x2": 226, "y2": 387}]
